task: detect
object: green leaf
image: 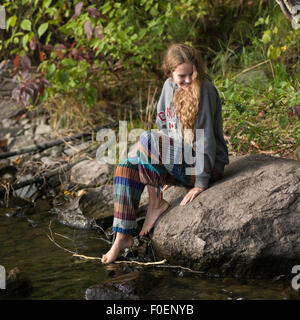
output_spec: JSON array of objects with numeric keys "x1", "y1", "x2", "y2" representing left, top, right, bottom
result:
[
  {"x1": 261, "y1": 30, "x2": 271, "y2": 44},
  {"x1": 58, "y1": 71, "x2": 69, "y2": 84},
  {"x1": 42, "y1": 0, "x2": 52, "y2": 9},
  {"x1": 46, "y1": 63, "x2": 56, "y2": 77},
  {"x1": 267, "y1": 45, "x2": 281, "y2": 60},
  {"x1": 22, "y1": 34, "x2": 29, "y2": 49},
  {"x1": 38, "y1": 23, "x2": 49, "y2": 38},
  {"x1": 20, "y1": 19, "x2": 32, "y2": 31},
  {"x1": 6, "y1": 15, "x2": 17, "y2": 30},
  {"x1": 255, "y1": 17, "x2": 264, "y2": 26},
  {"x1": 61, "y1": 58, "x2": 76, "y2": 68}
]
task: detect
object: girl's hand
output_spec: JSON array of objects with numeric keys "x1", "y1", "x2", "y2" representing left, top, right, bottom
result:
[
  {"x1": 180, "y1": 187, "x2": 204, "y2": 206},
  {"x1": 162, "y1": 185, "x2": 174, "y2": 191}
]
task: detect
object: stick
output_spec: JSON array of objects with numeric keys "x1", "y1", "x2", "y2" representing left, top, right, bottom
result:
[
  {"x1": 154, "y1": 264, "x2": 205, "y2": 274},
  {"x1": 47, "y1": 220, "x2": 77, "y2": 255},
  {"x1": 114, "y1": 259, "x2": 167, "y2": 266},
  {"x1": 0, "y1": 121, "x2": 118, "y2": 160}
]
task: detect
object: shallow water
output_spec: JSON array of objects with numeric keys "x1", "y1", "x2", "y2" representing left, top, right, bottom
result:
[{"x1": 0, "y1": 205, "x2": 299, "y2": 300}]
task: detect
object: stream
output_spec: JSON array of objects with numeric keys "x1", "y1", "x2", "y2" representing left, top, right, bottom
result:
[{"x1": 1, "y1": 202, "x2": 299, "y2": 300}]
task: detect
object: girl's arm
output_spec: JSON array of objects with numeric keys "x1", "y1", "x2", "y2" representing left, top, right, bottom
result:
[
  {"x1": 156, "y1": 81, "x2": 168, "y2": 135},
  {"x1": 192, "y1": 78, "x2": 218, "y2": 190},
  {"x1": 192, "y1": 78, "x2": 229, "y2": 190},
  {"x1": 180, "y1": 80, "x2": 223, "y2": 205}
]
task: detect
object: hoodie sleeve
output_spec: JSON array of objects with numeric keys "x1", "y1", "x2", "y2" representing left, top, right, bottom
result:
[
  {"x1": 156, "y1": 80, "x2": 168, "y2": 135},
  {"x1": 193, "y1": 79, "x2": 228, "y2": 189}
]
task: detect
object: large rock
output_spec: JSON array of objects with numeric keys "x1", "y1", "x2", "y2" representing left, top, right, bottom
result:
[{"x1": 152, "y1": 154, "x2": 300, "y2": 277}]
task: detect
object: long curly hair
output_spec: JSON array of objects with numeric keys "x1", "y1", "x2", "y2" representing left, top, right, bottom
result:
[{"x1": 162, "y1": 43, "x2": 205, "y2": 145}]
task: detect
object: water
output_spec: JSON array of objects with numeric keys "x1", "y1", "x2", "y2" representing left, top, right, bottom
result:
[{"x1": 1, "y1": 204, "x2": 299, "y2": 300}]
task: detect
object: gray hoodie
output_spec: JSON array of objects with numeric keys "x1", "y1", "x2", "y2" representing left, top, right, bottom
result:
[{"x1": 156, "y1": 76, "x2": 229, "y2": 189}]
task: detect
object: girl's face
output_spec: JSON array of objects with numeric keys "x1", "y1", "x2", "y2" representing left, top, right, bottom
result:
[{"x1": 172, "y1": 62, "x2": 193, "y2": 89}]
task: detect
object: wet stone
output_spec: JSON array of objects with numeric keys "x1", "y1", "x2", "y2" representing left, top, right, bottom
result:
[
  {"x1": 84, "y1": 271, "x2": 160, "y2": 300},
  {"x1": 0, "y1": 267, "x2": 32, "y2": 300}
]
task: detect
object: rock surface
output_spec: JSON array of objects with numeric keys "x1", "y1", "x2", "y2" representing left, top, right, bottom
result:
[
  {"x1": 85, "y1": 271, "x2": 160, "y2": 300},
  {"x1": 70, "y1": 159, "x2": 114, "y2": 186},
  {"x1": 152, "y1": 154, "x2": 300, "y2": 277},
  {"x1": 0, "y1": 267, "x2": 32, "y2": 299},
  {"x1": 57, "y1": 185, "x2": 149, "y2": 230}
]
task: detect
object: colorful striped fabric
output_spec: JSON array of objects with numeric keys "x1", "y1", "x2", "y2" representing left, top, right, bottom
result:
[{"x1": 112, "y1": 130, "x2": 196, "y2": 235}]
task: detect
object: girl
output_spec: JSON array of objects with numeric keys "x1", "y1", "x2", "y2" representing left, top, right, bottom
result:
[{"x1": 101, "y1": 43, "x2": 229, "y2": 264}]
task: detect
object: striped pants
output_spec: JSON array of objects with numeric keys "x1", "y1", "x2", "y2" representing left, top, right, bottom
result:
[{"x1": 112, "y1": 130, "x2": 197, "y2": 235}]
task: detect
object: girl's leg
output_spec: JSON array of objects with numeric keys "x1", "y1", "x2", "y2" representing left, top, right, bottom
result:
[
  {"x1": 102, "y1": 131, "x2": 179, "y2": 263},
  {"x1": 102, "y1": 157, "x2": 145, "y2": 264},
  {"x1": 101, "y1": 232, "x2": 134, "y2": 264},
  {"x1": 139, "y1": 185, "x2": 169, "y2": 236}
]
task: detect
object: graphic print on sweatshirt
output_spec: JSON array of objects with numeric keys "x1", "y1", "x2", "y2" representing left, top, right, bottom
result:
[{"x1": 166, "y1": 102, "x2": 177, "y2": 130}]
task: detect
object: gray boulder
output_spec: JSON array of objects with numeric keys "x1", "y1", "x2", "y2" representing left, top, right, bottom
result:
[{"x1": 152, "y1": 154, "x2": 300, "y2": 277}]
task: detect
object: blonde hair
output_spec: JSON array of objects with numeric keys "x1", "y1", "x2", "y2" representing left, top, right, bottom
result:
[{"x1": 162, "y1": 43, "x2": 205, "y2": 145}]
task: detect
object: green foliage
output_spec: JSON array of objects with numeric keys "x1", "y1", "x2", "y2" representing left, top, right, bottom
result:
[
  {"x1": 215, "y1": 75, "x2": 300, "y2": 153},
  {"x1": 1, "y1": 0, "x2": 208, "y2": 106},
  {"x1": 1, "y1": 0, "x2": 299, "y2": 155}
]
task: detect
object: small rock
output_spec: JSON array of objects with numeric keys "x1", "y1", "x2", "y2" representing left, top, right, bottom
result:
[
  {"x1": 70, "y1": 159, "x2": 114, "y2": 186},
  {"x1": 35, "y1": 122, "x2": 51, "y2": 135},
  {"x1": 0, "y1": 267, "x2": 32, "y2": 299},
  {"x1": 85, "y1": 271, "x2": 160, "y2": 300},
  {"x1": 63, "y1": 142, "x2": 90, "y2": 156},
  {"x1": 40, "y1": 156, "x2": 59, "y2": 167},
  {"x1": 50, "y1": 145, "x2": 63, "y2": 158},
  {"x1": 14, "y1": 174, "x2": 38, "y2": 200}
]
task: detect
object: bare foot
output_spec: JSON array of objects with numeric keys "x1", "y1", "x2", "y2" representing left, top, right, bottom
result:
[
  {"x1": 139, "y1": 199, "x2": 169, "y2": 236},
  {"x1": 101, "y1": 233, "x2": 134, "y2": 264}
]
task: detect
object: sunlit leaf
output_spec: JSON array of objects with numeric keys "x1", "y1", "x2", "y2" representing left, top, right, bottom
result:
[
  {"x1": 38, "y1": 23, "x2": 49, "y2": 38},
  {"x1": 20, "y1": 19, "x2": 31, "y2": 31}
]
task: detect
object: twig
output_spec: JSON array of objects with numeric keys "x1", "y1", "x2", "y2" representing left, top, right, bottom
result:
[
  {"x1": 114, "y1": 259, "x2": 167, "y2": 266},
  {"x1": 54, "y1": 232, "x2": 73, "y2": 241},
  {"x1": 72, "y1": 254, "x2": 102, "y2": 261},
  {"x1": 60, "y1": 135, "x2": 94, "y2": 161},
  {"x1": 154, "y1": 264, "x2": 204, "y2": 274},
  {"x1": 47, "y1": 220, "x2": 76, "y2": 255}
]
